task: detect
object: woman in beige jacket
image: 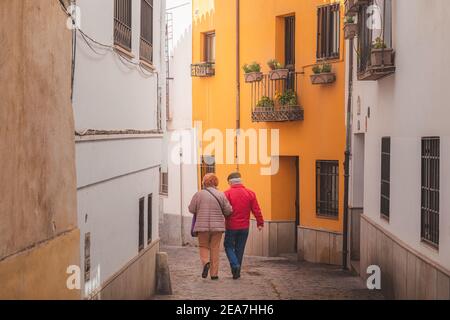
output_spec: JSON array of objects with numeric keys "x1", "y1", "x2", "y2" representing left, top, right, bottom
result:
[{"x1": 188, "y1": 173, "x2": 232, "y2": 280}]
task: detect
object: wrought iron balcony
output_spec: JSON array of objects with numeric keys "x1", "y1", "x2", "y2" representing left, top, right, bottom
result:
[
  {"x1": 191, "y1": 62, "x2": 215, "y2": 77},
  {"x1": 249, "y1": 72, "x2": 303, "y2": 123}
]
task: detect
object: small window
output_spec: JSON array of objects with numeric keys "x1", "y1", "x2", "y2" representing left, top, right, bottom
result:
[
  {"x1": 316, "y1": 160, "x2": 339, "y2": 218},
  {"x1": 380, "y1": 137, "x2": 391, "y2": 219},
  {"x1": 114, "y1": 0, "x2": 132, "y2": 51},
  {"x1": 421, "y1": 137, "x2": 440, "y2": 247},
  {"x1": 317, "y1": 4, "x2": 340, "y2": 60},
  {"x1": 204, "y1": 32, "x2": 216, "y2": 63},
  {"x1": 140, "y1": 0, "x2": 153, "y2": 64},
  {"x1": 84, "y1": 233, "x2": 91, "y2": 283},
  {"x1": 147, "y1": 194, "x2": 153, "y2": 244},
  {"x1": 160, "y1": 169, "x2": 168, "y2": 196},
  {"x1": 200, "y1": 156, "x2": 216, "y2": 184},
  {"x1": 285, "y1": 16, "x2": 296, "y2": 69},
  {"x1": 139, "y1": 197, "x2": 145, "y2": 252}
]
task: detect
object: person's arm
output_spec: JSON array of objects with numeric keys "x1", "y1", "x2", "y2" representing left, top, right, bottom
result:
[
  {"x1": 250, "y1": 192, "x2": 264, "y2": 229},
  {"x1": 221, "y1": 195, "x2": 233, "y2": 217},
  {"x1": 188, "y1": 192, "x2": 199, "y2": 215}
]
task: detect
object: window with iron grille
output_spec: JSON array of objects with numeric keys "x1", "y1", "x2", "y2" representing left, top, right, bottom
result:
[
  {"x1": 147, "y1": 194, "x2": 153, "y2": 244},
  {"x1": 358, "y1": 0, "x2": 393, "y2": 73},
  {"x1": 317, "y1": 4, "x2": 340, "y2": 60},
  {"x1": 204, "y1": 32, "x2": 216, "y2": 63},
  {"x1": 139, "y1": 197, "x2": 145, "y2": 252},
  {"x1": 200, "y1": 156, "x2": 216, "y2": 184},
  {"x1": 160, "y1": 169, "x2": 168, "y2": 196},
  {"x1": 380, "y1": 137, "x2": 391, "y2": 219},
  {"x1": 285, "y1": 16, "x2": 296, "y2": 69},
  {"x1": 421, "y1": 137, "x2": 440, "y2": 247},
  {"x1": 140, "y1": 0, "x2": 153, "y2": 64},
  {"x1": 316, "y1": 160, "x2": 339, "y2": 217},
  {"x1": 114, "y1": 0, "x2": 132, "y2": 51}
]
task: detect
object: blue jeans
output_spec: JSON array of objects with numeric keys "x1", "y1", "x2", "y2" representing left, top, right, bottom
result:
[{"x1": 224, "y1": 229, "x2": 249, "y2": 269}]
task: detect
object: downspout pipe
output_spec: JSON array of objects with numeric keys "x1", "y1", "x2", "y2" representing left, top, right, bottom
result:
[
  {"x1": 235, "y1": 0, "x2": 240, "y2": 171},
  {"x1": 343, "y1": 38, "x2": 354, "y2": 270}
]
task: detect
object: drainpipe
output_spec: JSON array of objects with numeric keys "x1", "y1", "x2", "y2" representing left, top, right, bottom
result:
[
  {"x1": 180, "y1": 146, "x2": 185, "y2": 246},
  {"x1": 235, "y1": 0, "x2": 240, "y2": 171},
  {"x1": 343, "y1": 38, "x2": 354, "y2": 270}
]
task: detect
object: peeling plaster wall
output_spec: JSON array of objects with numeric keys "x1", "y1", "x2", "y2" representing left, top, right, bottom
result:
[{"x1": 0, "y1": 0, "x2": 80, "y2": 299}]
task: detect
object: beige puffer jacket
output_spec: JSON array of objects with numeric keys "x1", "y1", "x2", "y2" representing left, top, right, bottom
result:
[{"x1": 188, "y1": 187, "x2": 233, "y2": 233}]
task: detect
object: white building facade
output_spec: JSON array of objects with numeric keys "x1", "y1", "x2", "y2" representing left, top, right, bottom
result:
[
  {"x1": 72, "y1": 0, "x2": 166, "y2": 299},
  {"x1": 347, "y1": 0, "x2": 450, "y2": 299},
  {"x1": 160, "y1": 0, "x2": 199, "y2": 246}
]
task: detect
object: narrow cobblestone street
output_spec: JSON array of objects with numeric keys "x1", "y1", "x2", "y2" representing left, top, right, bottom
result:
[{"x1": 154, "y1": 246, "x2": 384, "y2": 300}]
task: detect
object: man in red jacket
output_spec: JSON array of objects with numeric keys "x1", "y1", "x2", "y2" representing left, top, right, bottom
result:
[{"x1": 224, "y1": 172, "x2": 264, "y2": 279}]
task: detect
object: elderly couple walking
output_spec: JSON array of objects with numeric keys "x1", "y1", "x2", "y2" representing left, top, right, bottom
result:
[{"x1": 188, "y1": 172, "x2": 264, "y2": 280}]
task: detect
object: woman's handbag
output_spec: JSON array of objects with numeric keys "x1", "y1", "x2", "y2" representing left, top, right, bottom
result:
[{"x1": 191, "y1": 214, "x2": 198, "y2": 238}]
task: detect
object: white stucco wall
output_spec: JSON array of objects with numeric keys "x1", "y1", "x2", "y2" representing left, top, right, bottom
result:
[
  {"x1": 162, "y1": 0, "x2": 197, "y2": 228},
  {"x1": 349, "y1": 0, "x2": 450, "y2": 269},
  {"x1": 72, "y1": 0, "x2": 166, "y2": 296}
]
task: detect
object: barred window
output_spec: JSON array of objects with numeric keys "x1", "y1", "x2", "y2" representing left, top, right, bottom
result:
[
  {"x1": 147, "y1": 194, "x2": 153, "y2": 245},
  {"x1": 380, "y1": 137, "x2": 391, "y2": 219},
  {"x1": 316, "y1": 160, "x2": 339, "y2": 217},
  {"x1": 160, "y1": 169, "x2": 168, "y2": 196},
  {"x1": 114, "y1": 0, "x2": 132, "y2": 51},
  {"x1": 140, "y1": 0, "x2": 153, "y2": 64},
  {"x1": 138, "y1": 197, "x2": 145, "y2": 252},
  {"x1": 317, "y1": 4, "x2": 340, "y2": 60},
  {"x1": 204, "y1": 32, "x2": 216, "y2": 63},
  {"x1": 421, "y1": 137, "x2": 440, "y2": 247}
]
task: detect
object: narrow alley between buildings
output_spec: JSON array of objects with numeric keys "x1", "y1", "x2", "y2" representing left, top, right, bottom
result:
[{"x1": 154, "y1": 246, "x2": 384, "y2": 300}]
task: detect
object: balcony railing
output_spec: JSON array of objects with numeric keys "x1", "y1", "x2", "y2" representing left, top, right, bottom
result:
[
  {"x1": 191, "y1": 62, "x2": 215, "y2": 77},
  {"x1": 249, "y1": 72, "x2": 303, "y2": 123}
]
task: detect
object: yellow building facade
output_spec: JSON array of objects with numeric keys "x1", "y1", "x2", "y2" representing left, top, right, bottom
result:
[{"x1": 192, "y1": 0, "x2": 346, "y2": 264}]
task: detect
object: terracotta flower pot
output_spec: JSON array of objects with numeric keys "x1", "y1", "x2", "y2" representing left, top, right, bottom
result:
[
  {"x1": 344, "y1": 23, "x2": 358, "y2": 40},
  {"x1": 371, "y1": 48, "x2": 394, "y2": 67},
  {"x1": 310, "y1": 72, "x2": 336, "y2": 85},
  {"x1": 269, "y1": 69, "x2": 289, "y2": 80},
  {"x1": 244, "y1": 72, "x2": 263, "y2": 83}
]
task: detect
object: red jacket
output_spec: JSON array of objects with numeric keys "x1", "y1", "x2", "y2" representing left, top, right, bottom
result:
[{"x1": 224, "y1": 184, "x2": 264, "y2": 230}]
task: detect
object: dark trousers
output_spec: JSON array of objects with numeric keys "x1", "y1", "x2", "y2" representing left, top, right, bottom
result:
[{"x1": 224, "y1": 229, "x2": 249, "y2": 269}]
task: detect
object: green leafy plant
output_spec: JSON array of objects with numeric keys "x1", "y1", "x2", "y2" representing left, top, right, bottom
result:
[
  {"x1": 243, "y1": 62, "x2": 262, "y2": 74},
  {"x1": 256, "y1": 96, "x2": 275, "y2": 108},
  {"x1": 344, "y1": 15, "x2": 355, "y2": 24},
  {"x1": 372, "y1": 37, "x2": 387, "y2": 49},
  {"x1": 267, "y1": 59, "x2": 284, "y2": 70},
  {"x1": 312, "y1": 65, "x2": 322, "y2": 74},
  {"x1": 321, "y1": 63, "x2": 332, "y2": 73},
  {"x1": 277, "y1": 90, "x2": 298, "y2": 107}
]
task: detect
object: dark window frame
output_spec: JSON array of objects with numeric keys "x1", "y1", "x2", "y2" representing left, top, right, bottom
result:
[
  {"x1": 316, "y1": 3, "x2": 340, "y2": 61},
  {"x1": 139, "y1": 197, "x2": 145, "y2": 252},
  {"x1": 114, "y1": 0, "x2": 132, "y2": 52},
  {"x1": 204, "y1": 31, "x2": 216, "y2": 63},
  {"x1": 380, "y1": 137, "x2": 391, "y2": 219},
  {"x1": 421, "y1": 137, "x2": 440, "y2": 248},
  {"x1": 316, "y1": 160, "x2": 339, "y2": 218},
  {"x1": 147, "y1": 194, "x2": 153, "y2": 245},
  {"x1": 285, "y1": 16, "x2": 296, "y2": 69},
  {"x1": 160, "y1": 168, "x2": 168, "y2": 196},
  {"x1": 140, "y1": 0, "x2": 154, "y2": 64}
]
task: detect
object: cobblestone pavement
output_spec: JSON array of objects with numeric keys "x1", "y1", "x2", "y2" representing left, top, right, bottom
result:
[{"x1": 154, "y1": 246, "x2": 384, "y2": 300}]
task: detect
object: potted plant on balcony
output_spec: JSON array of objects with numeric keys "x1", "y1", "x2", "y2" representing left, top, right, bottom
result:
[
  {"x1": 255, "y1": 96, "x2": 274, "y2": 112},
  {"x1": 371, "y1": 37, "x2": 394, "y2": 67},
  {"x1": 310, "y1": 63, "x2": 336, "y2": 85},
  {"x1": 267, "y1": 59, "x2": 290, "y2": 80},
  {"x1": 243, "y1": 62, "x2": 263, "y2": 83},
  {"x1": 276, "y1": 90, "x2": 298, "y2": 109},
  {"x1": 344, "y1": 15, "x2": 358, "y2": 40}
]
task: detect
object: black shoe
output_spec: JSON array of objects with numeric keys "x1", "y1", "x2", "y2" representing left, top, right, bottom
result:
[
  {"x1": 211, "y1": 276, "x2": 219, "y2": 281},
  {"x1": 232, "y1": 267, "x2": 240, "y2": 280},
  {"x1": 202, "y1": 263, "x2": 210, "y2": 279}
]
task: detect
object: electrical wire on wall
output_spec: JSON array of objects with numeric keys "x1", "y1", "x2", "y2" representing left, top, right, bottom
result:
[{"x1": 58, "y1": 0, "x2": 157, "y2": 85}]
